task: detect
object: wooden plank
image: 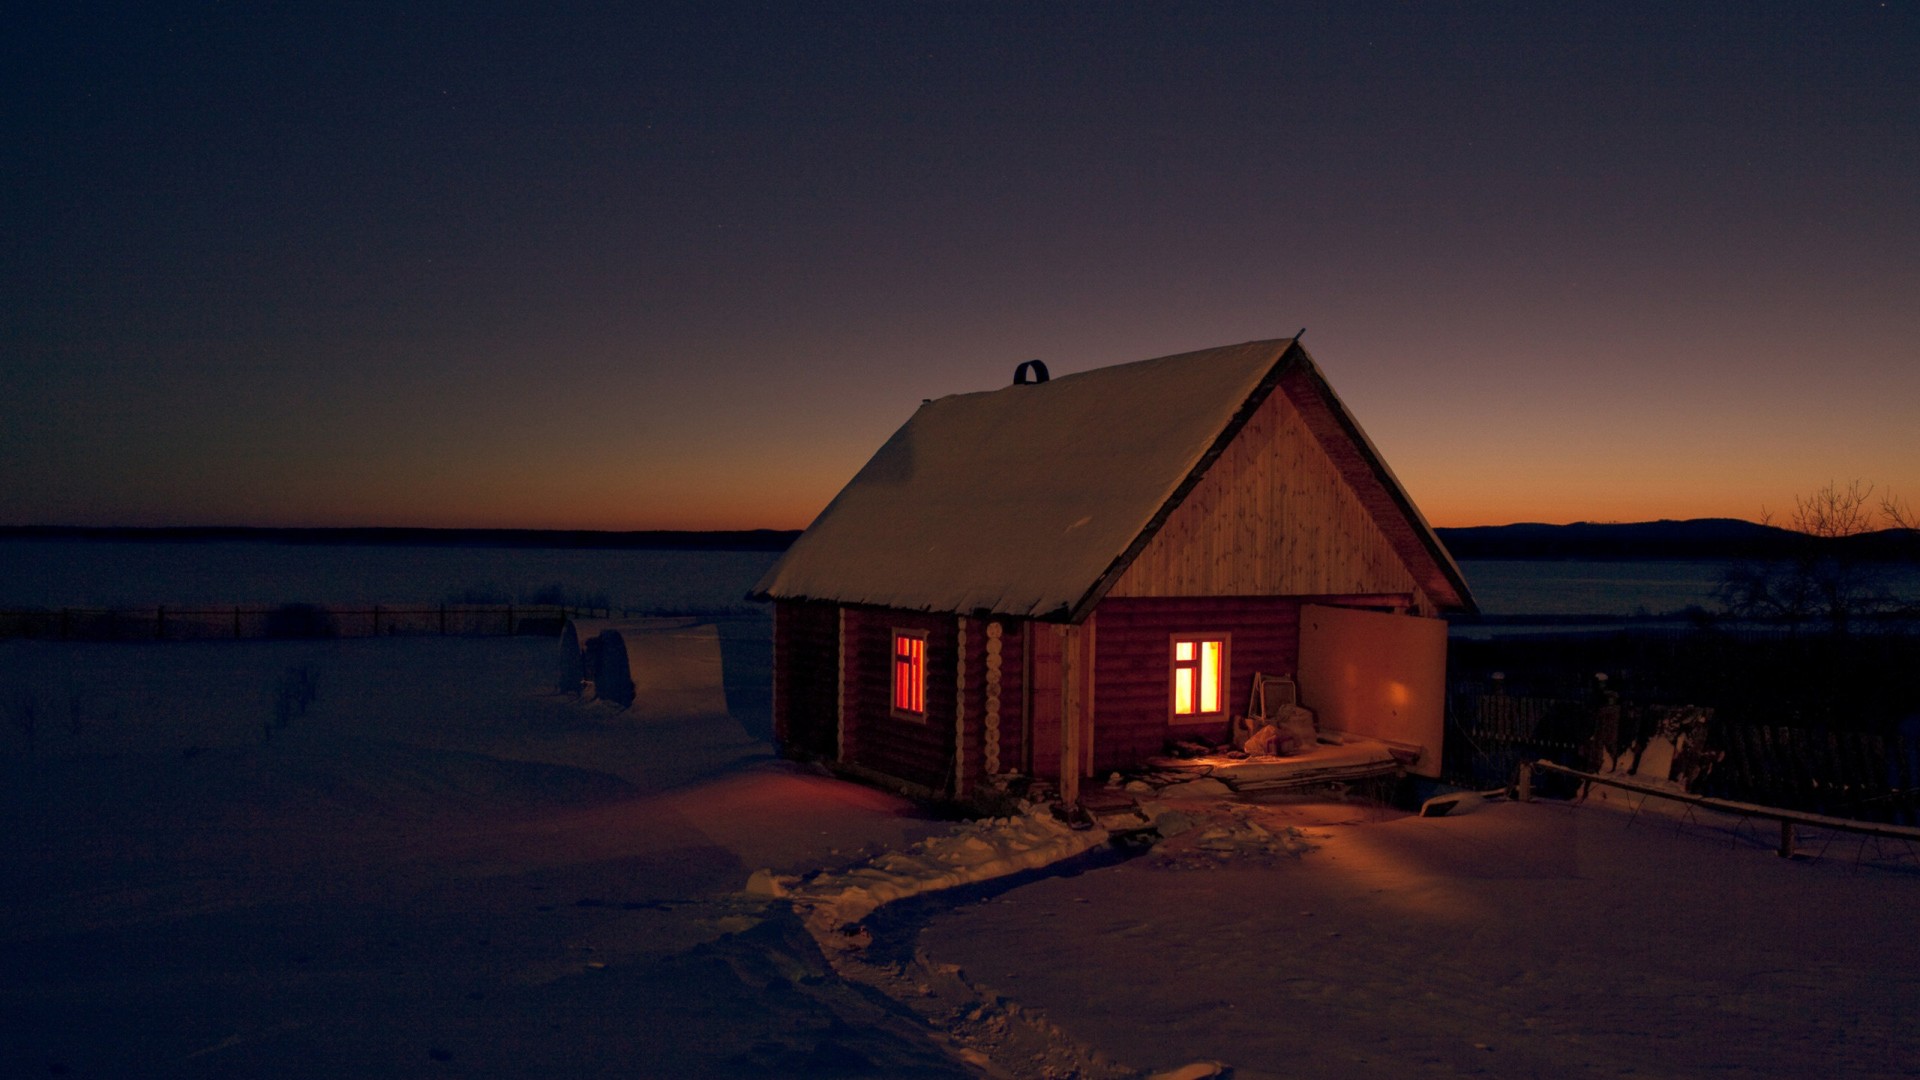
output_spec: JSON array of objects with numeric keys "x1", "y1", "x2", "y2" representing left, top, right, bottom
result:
[
  {"x1": 1061, "y1": 623, "x2": 1081, "y2": 806},
  {"x1": 1534, "y1": 759, "x2": 1920, "y2": 846},
  {"x1": 954, "y1": 616, "x2": 969, "y2": 797},
  {"x1": 1027, "y1": 623, "x2": 1062, "y2": 780},
  {"x1": 836, "y1": 606, "x2": 849, "y2": 763}
]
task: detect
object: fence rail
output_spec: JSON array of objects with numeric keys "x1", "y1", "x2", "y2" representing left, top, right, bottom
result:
[
  {"x1": 1527, "y1": 759, "x2": 1920, "y2": 859},
  {"x1": 1445, "y1": 686, "x2": 1920, "y2": 827},
  {"x1": 0, "y1": 604, "x2": 630, "y2": 641}
]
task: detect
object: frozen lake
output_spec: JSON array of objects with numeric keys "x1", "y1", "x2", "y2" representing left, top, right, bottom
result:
[
  {"x1": 4, "y1": 538, "x2": 1916, "y2": 620},
  {"x1": 1460, "y1": 558, "x2": 1737, "y2": 616},
  {"x1": 0, "y1": 539, "x2": 779, "y2": 614}
]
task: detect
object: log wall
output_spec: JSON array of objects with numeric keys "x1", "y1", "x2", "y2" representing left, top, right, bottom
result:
[
  {"x1": 1089, "y1": 595, "x2": 1303, "y2": 771},
  {"x1": 841, "y1": 607, "x2": 959, "y2": 793},
  {"x1": 773, "y1": 600, "x2": 840, "y2": 760},
  {"x1": 1107, "y1": 382, "x2": 1435, "y2": 613},
  {"x1": 990, "y1": 619, "x2": 1026, "y2": 780}
]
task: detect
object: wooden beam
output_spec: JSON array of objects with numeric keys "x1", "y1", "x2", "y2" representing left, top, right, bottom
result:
[
  {"x1": 954, "y1": 616, "x2": 969, "y2": 797},
  {"x1": 1532, "y1": 760, "x2": 1920, "y2": 852},
  {"x1": 1060, "y1": 624, "x2": 1081, "y2": 807},
  {"x1": 836, "y1": 606, "x2": 848, "y2": 765}
]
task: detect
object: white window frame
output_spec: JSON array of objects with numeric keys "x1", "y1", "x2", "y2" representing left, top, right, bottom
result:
[
  {"x1": 890, "y1": 628, "x2": 928, "y2": 721},
  {"x1": 1168, "y1": 633, "x2": 1230, "y2": 725}
]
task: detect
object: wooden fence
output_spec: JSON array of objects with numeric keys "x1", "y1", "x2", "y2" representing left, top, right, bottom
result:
[
  {"x1": 1445, "y1": 686, "x2": 1920, "y2": 826},
  {"x1": 1442, "y1": 690, "x2": 1589, "y2": 792},
  {"x1": 1527, "y1": 760, "x2": 1920, "y2": 861},
  {"x1": 0, "y1": 604, "x2": 626, "y2": 642}
]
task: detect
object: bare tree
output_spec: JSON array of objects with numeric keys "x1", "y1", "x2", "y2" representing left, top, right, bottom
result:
[
  {"x1": 1885, "y1": 493, "x2": 1920, "y2": 540},
  {"x1": 1718, "y1": 481, "x2": 1910, "y2": 635}
]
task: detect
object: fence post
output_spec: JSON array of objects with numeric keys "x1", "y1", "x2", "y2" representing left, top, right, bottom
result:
[
  {"x1": 1778, "y1": 820, "x2": 1795, "y2": 858},
  {"x1": 1517, "y1": 761, "x2": 1533, "y2": 802}
]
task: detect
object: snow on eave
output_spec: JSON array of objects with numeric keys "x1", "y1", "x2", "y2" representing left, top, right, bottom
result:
[{"x1": 751, "y1": 339, "x2": 1298, "y2": 620}]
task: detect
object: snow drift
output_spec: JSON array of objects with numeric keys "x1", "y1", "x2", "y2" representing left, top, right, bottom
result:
[{"x1": 592, "y1": 623, "x2": 728, "y2": 716}]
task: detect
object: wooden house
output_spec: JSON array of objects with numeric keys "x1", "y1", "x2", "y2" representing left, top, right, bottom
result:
[{"x1": 751, "y1": 338, "x2": 1475, "y2": 805}]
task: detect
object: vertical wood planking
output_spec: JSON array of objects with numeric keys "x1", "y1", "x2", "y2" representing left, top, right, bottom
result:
[{"x1": 1107, "y1": 382, "x2": 1433, "y2": 609}]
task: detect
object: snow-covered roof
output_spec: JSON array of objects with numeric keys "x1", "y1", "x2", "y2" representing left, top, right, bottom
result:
[{"x1": 753, "y1": 338, "x2": 1473, "y2": 619}]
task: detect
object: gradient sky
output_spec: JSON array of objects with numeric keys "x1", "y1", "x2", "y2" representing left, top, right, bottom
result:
[{"x1": 5, "y1": 3, "x2": 1916, "y2": 531}]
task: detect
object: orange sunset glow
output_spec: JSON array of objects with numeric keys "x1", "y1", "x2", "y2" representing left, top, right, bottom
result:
[{"x1": 4, "y1": 6, "x2": 1915, "y2": 533}]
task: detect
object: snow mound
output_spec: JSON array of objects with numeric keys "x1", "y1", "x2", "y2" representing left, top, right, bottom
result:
[
  {"x1": 592, "y1": 624, "x2": 728, "y2": 716},
  {"x1": 758, "y1": 803, "x2": 1111, "y2": 941}
]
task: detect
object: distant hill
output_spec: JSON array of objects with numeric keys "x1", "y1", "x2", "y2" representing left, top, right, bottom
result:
[
  {"x1": 1435, "y1": 518, "x2": 1916, "y2": 560},
  {"x1": 0, "y1": 525, "x2": 805, "y2": 552}
]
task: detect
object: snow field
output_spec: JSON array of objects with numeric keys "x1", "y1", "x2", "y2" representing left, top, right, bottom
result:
[
  {"x1": 6, "y1": 627, "x2": 1918, "y2": 1078},
  {"x1": 0, "y1": 633, "x2": 979, "y2": 1078},
  {"x1": 918, "y1": 795, "x2": 1920, "y2": 1079}
]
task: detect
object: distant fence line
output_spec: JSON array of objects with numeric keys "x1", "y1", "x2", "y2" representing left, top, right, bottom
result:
[{"x1": 0, "y1": 604, "x2": 637, "y2": 642}]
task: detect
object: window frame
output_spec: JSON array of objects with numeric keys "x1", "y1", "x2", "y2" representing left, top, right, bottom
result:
[
  {"x1": 890, "y1": 628, "x2": 929, "y2": 721},
  {"x1": 1167, "y1": 632, "x2": 1231, "y2": 725}
]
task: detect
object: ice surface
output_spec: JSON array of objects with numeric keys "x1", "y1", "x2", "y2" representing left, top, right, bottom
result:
[{"x1": 0, "y1": 539, "x2": 778, "y2": 612}]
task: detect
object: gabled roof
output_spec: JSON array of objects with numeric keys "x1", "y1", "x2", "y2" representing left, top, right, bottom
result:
[{"x1": 752, "y1": 338, "x2": 1475, "y2": 619}]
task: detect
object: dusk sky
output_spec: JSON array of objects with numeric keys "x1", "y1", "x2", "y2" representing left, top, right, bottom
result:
[{"x1": 5, "y1": 3, "x2": 1916, "y2": 532}]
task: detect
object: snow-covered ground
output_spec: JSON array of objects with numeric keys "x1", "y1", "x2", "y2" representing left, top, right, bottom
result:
[{"x1": 4, "y1": 631, "x2": 1917, "y2": 1078}]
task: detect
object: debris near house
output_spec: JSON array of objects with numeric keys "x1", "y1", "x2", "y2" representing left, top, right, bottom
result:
[
  {"x1": 1419, "y1": 790, "x2": 1494, "y2": 817},
  {"x1": 1581, "y1": 705, "x2": 1721, "y2": 812},
  {"x1": 1138, "y1": 730, "x2": 1414, "y2": 796},
  {"x1": 1141, "y1": 801, "x2": 1320, "y2": 870},
  {"x1": 748, "y1": 801, "x2": 1112, "y2": 947}
]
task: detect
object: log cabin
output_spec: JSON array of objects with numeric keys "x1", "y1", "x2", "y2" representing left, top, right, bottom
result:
[{"x1": 751, "y1": 337, "x2": 1476, "y2": 805}]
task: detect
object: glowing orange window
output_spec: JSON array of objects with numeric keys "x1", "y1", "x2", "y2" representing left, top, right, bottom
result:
[
  {"x1": 892, "y1": 631, "x2": 926, "y2": 716},
  {"x1": 1171, "y1": 636, "x2": 1227, "y2": 721}
]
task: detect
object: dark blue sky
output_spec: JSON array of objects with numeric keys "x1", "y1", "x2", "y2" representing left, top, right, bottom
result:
[{"x1": 6, "y1": 2, "x2": 1916, "y2": 528}]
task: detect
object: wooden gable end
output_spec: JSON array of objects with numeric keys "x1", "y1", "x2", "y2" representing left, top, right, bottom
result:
[{"x1": 1104, "y1": 378, "x2": 1437, "y2": 613}]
